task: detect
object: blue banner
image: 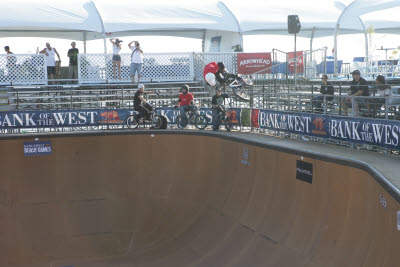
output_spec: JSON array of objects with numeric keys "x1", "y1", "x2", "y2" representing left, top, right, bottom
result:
[
  {"x1": 24, "y1": 141, "x2": 52, "y2": 156},
  {"x1": 256, "y1": 109, "x2": 400, "y2": 149},
  {"x1": 0, "y1": 107, "x2": 240, "y2": 129},
  {"x1": 0, "y1": 109, "x2": 137, "y2": 128}
]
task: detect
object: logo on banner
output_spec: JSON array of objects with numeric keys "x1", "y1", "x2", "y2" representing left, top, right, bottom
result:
[
  {"x1": 251, "y1": 109, "x2": 260, "y2": 128},
  {"x1": 296, "y1": 160, "x2": 313, "y2": 184},
  {"x1": 312, "y1": 117, "x2": 327, "y2": 136},
  {"x1": 24, "y1": 141, "x2": 52, "y2": 156},
  {"x1": 99, "y1": 111, "x2": 123, "y2": 124},
  {"x1": 226, "y1": 110, "x2": 239, "y2": 124},
  {"x1": 241, "y1": 147, "x2": 250, "y2": 166},
  {"x1": 287, "y1": 51, "x2": 304, "y2": 73},
  {"x1": 237, "y1": 53, "x2": 272, "y2": 74}
]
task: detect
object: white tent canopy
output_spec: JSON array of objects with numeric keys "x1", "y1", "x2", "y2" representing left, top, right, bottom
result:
[
  {"x1": 0, "y1": 0, "x2": 399, "y2": 55},
  {"x1": 0, "y1": 0, "x2": 104, "y2": 41}
]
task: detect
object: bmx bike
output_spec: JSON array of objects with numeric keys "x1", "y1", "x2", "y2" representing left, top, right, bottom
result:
[
  {"x1": 214, "y1": 105, "x2": 232, "y2": 131},
  {"x1": 176, "y1": 105, "x2": 209, "y2": 130},
  {"x1": 126, "y1": 109, "x2": 163, "y2": 129}
]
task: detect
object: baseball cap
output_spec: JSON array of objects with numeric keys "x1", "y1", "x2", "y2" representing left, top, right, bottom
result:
[
  {"x1": 138, "y1": 84, "x2": 145, "y2": 89},
  {"x1": 321, "y1": 74, "x2": 328, "y2": 79},
  {"x1": 350, "y1": 70, "x2": 361, "y2": 75}
]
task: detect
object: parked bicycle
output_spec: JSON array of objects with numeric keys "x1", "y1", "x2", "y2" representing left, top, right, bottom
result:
[
  {"x1": 214, "y1": 105, "x2": 232, "y2": 131},
  {"x1": 176, "y1": 105, "x2": 208, "y2": 130}
]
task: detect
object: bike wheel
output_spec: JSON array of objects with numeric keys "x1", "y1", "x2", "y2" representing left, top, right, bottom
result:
[
  {"x1": 126, "y1": 115, "x2": 139, "y2": 129},
  {"x1": 194, "y1": 114, "x2": 208, "y2": 130},
  {"x1": 232, "y1": 86, "x2": 251, "y2": 101},
  {"x1": 224, "y1": 115, "x2": 232, "y2": 131},
  {"x1": 176, "y1": 115, "x2": 188, "y2": 129},
  {"x1": 152, "y1": 115, "x2": 163, "y2": 129}
]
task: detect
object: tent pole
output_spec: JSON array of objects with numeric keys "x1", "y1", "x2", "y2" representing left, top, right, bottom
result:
[
  {"x1": 103, "y1": 34, "x2": 107, "y2": 54},
  {"x1": 83, "y1": 32, "x2": 87, "y2": 53},
  {"x1": 364, "y1": 31, "x2": 369, "y2": 67},
  {"x1": 310, "y1": 27, "x2": 315, "y2": 69},
  {"x1": 334, "y1": 23, "x2": 339, "y2": 76}
]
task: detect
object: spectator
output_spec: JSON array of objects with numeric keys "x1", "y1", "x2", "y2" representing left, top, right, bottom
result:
[
  {"x1": 67, "y1": 42, "x2": 79, "y2": 83},
  {"x1": 341, "y1": 70, "x2": 369, "y2": 116},
  {"x1": 370, "y1": 75, "x2": 392, "y2": 117},
  {"x1": 4, "y1": 46, "x2": 16, "y2": 79},
  {"x1": 39, "y1": 43, "x2": 61, "y2": 84},
  {"x1": 128, "y1": 40, "x2": 143, "y2": 84},
  {"x1": 312, "y1": 74, "x2": 334, "y2": 113},
  {"x1": 109, "y1": 38, "x2": 122, "y2": 79}
]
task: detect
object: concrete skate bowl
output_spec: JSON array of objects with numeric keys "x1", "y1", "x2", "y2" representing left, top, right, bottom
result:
[{"x1": 1, "y1": 131, "x2": 400, "y2": 267}]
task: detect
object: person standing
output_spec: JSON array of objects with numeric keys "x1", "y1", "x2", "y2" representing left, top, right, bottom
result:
[
  {"x1": 67, "y1": 42, "x2": 79, "y2": 83},
  {"x1": 39, "y1": 43, "x2": 61, "y2": 84},
  {"x1": 128, "y1": 40, "x2": 143, "y2": 84},
  {"x1": 4, "y1": 46, "x2": 16, "y2": 79},
  {"x1": 109, "y1": 38, "x2": 122, "y2": 79}
]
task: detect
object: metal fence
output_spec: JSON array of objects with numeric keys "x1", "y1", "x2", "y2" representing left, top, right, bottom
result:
[{"x1": 0, "y1": 54, "x2": 47, "y2": 85}]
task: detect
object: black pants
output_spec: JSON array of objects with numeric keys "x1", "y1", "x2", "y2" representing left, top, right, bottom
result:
[{"x1": 134, "y1": 103, "x2": 153, "y2": 120}]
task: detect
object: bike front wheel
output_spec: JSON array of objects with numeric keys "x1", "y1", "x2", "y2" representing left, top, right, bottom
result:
[
  {"x1": 126, "y1": 115, "x2": 139, "y2": 129},
  {"x1": 194, "y1": 114, "x2": 208, "y2": 130}
]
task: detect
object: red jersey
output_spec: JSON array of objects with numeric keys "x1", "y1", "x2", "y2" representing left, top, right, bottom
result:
[
  {"x1": 203, "y1": 62, "x2": 219, "y2": 80},
  {"x1": 179, "y1": 93, "x2": 193, "y2": 106}
]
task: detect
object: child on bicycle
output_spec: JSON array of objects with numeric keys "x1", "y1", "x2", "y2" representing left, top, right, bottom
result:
[
  {"x1": 133, "y1": 84, "x2": 156, "y2": 121},
  {"x1": 175, "y1": 84, "x2": 195, "y2": 128},
  {"x1": 211, "y1": 88, "x2": 229, "y2": 131}
]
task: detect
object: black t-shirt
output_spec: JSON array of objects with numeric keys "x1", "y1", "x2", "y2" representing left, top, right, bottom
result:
[
  {"x1": 349, "y1": 77, "x2": 369, "y2": 96},
  {"x1": 320, "y1": 82, "x2": 334, "y2": 101},
  {"x1": 134, "y1": 90, "x2": 143, "y2": 107},
  {"x1": 68, "y1": 48, "x2": 79, "y2": 66},
  {"x1": 212, "y1": 93, "x2": 229, "y2": 106}
]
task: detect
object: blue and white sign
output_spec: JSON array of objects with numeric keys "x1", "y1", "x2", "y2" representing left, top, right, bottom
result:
[{"x1": 24, "y1": 141, "x2": 52, "y2": 156}]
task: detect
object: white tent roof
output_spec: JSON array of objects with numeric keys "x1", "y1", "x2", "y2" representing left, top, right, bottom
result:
[
  {"x1": 0, "y1": 0, "x2": 104, "y2": 40},
  {"x1": 0, "y1": 0, "x2": 398, "y2": 41},
  {"x1": 96, "y1": 1, "x2": 239, "y2": 39}
]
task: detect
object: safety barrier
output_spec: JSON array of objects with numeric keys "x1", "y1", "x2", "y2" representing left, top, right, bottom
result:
[
  {"x1": 0, "y1": 54, "x2": 47, "y2": 85},
  {"x1": 78, "y1": 53, "x2": 194, "y2": 83}
]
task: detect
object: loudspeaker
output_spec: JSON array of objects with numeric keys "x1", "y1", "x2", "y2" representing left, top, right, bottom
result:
[{"x1": 288, "y1": 15, "x2": 301, "y2": 34}]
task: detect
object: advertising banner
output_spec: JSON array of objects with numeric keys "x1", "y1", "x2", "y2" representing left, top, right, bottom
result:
[
  {"x1": 237, "y1": 53, "x2": 272, "y2": 74},
  {"x1": 287, "y1": 51, "x2": 304, "y2": 73},
  {"x1": 0, "y1": 109, "x2": 136, "y2": 128},
  {"x1": 0, "y1": 107, "x2": 242, "y2": 129},
  {"x1": 24, "y1": 141, "x2": 52, "y2": 156},
  {"x1": 255, "y1": 109, "x2": 400, "y2": 150}
]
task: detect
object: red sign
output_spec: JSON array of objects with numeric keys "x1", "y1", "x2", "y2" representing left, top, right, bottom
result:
[
  {"x1": 287, "y1": 51, "x2": 304, "y2": 73},
  {"x1": 237, "y1": 53, "x2": 272, "y2": 75}
]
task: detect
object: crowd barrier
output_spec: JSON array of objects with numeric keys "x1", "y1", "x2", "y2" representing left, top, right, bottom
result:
[{"x1": 1, "y1": 107, "x2": 400, "y2": 151}]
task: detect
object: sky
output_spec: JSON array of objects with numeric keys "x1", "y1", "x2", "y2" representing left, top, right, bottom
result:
[{"x1": 1, "y1": 0, "x2": 400, "y2": 66}]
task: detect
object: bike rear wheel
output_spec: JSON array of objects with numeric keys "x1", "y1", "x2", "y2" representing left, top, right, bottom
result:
[
  {"x1": 126, "y1": 115, "x2": 139, "y2": 129},
  {"x1": 152, "y1": 115, "x2": 163, "y2": 129},
  {"x1": 176, "y1": 115, "x2": 188, "y2": 129},
  {"x1": 194, "y1": 114, "x2": 208, "y2": 130}
]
